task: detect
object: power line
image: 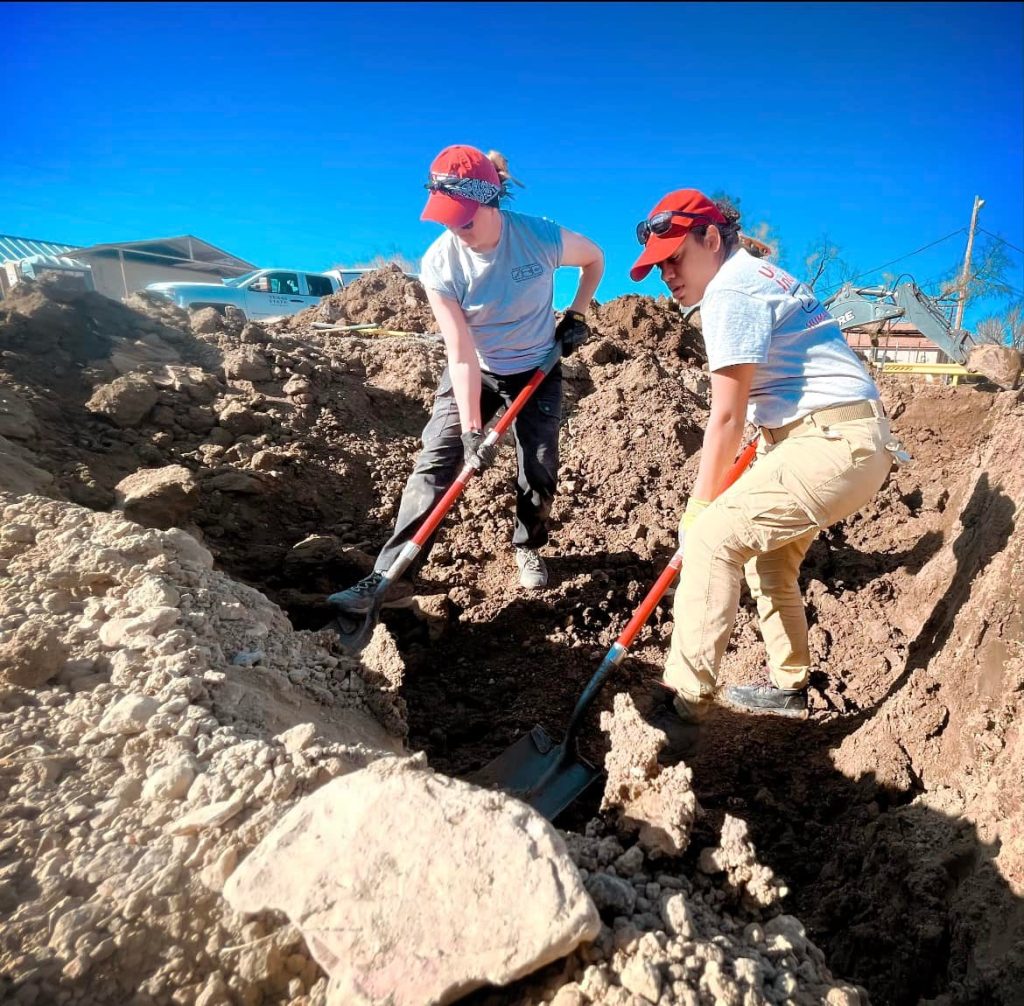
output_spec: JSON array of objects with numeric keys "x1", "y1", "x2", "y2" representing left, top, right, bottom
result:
[
  {"x1": 822, "y1": 228, "x2": 967, "y2": 296},
  {"x1": 978, "y1": 227, "x2": 1024, "y2": 256}
]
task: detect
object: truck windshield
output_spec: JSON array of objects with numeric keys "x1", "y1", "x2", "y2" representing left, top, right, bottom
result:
[{"x1": 224, "y1": 271, "x2": 260, "y2": 288}]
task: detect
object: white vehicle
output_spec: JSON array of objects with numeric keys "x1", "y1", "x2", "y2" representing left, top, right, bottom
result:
[{"x1": 147, "y1": 268, "x2": 349, "y2": 321}]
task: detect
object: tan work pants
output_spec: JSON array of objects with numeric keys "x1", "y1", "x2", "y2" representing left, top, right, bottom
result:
[{"x1": 663, "y1": 411, "x2": 894, "y2": 700}]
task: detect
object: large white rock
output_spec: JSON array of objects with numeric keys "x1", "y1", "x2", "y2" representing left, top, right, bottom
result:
[
  {"x1": 99, "y1": 606, "x2": 179, "y2": 648},
  {"x1": 224, "y1": 757, "x2": 600, "y2": 1006},
  {"x1": 99, "y1": 694, "x2": 159, "y2": 735}
]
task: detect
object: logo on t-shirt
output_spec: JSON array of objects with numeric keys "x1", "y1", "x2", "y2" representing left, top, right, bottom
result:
[{"x1": 512, "y1": 262, "x2": 543, "y2": 283}]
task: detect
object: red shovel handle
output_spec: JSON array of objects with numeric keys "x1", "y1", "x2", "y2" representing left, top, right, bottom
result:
[
  {"x1": 615, "y1": 437, "x2": 759, "y2": 651},
  {"x1": 410, "y1": 345, "x2": 562, "y2": 549}
]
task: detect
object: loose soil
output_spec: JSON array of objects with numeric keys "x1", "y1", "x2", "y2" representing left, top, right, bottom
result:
[{"x1": 1, "y1": 271, "x2": 1021, "y2": 1006}]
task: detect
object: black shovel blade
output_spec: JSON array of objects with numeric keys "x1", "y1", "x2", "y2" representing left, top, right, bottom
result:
[
  {"x1": 326, "y1": 604, "x2": 379, "y2": 653},
  {"x1": 470, "y1": 725, "x2": 603, "y2": 821}
]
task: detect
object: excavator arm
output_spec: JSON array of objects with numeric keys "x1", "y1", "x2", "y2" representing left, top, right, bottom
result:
[
  {"x1": 825, "y1": 282, "x2": 1021, "y2": 387},
  {"x1": 825, "y1": 283, "x2": 975, "y2": 364}
]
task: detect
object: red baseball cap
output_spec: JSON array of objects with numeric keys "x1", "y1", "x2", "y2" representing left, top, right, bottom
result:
[
  {"x1": 629, "y1": 189, "x2": 727, "y2": 281},
  {"x1": 421, "y1": 144, "x2": 502, "y2": 228}
]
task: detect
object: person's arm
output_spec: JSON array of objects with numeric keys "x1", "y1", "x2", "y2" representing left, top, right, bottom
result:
[
  {"x1": 559, "y1": 229, "x2": 604, "y2": 313},
  {"x1": 425, "y1": 287, "x2": 482, "y2": 433},
  {"x1": 691, "y1": 363, "x2": 757, "y2": 501}
]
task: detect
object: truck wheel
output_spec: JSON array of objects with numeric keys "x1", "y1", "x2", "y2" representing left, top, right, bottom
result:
[{"x1": 188, "y1": 303, "x2": 226, "y2": 316}]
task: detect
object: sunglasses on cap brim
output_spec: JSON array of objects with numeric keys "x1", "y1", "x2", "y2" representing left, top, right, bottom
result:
[
  {"x1": 425, "y1": 172, "x2": 464, "y2": 193},
  {"x1": 636, "y1": 210, "x2": 719, "y2": 246}
]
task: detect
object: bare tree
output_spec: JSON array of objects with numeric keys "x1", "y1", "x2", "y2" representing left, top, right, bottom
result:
[
  {"x1": 975, "y1": 301, "x2": 1024, "y2": 351},
  {"x1": 939, "y1": 235, "x2": 1016, "y2": 304},
  {"x1": 804, "y1": 234, "x2": 856, "y2": 291}
]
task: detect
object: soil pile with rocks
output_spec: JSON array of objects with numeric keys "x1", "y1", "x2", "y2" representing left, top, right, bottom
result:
[
  {"x1": 288, "y1": 263, "x2": 439, "y2": 334},
  {"x1": 1, "y1": 271, "x2": 1022, "y2": 1005}
]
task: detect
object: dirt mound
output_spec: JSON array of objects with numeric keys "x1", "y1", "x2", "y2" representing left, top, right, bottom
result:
[
  {"x1": 590, "y1": 294, "x2": 707, "y2": 366},
  {"x1": 0, "y1": 277, "x2": 206, "y2": 384},
  {"x1": 3, "y1": 277, "x2": 1024, "y2": 1005},
  {"x1": 0, "y1": 494, "x2": 403, "y2": 1006},
  {"x1": 289, "y1": 263, "x2": 439, "y2": 334},
  {"x1": 0, "y1": 279, "x2": 444, "y2": 575}
]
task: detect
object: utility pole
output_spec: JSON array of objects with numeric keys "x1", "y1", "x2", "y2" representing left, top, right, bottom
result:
[{"x1": 954, "y1": 194, "x2": 985, "y2": 330}]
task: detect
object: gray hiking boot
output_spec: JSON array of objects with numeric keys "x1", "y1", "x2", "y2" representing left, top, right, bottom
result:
[
  {"x1": 327, "y1": 572, "x2": 384, "y2": 614},
  {"x1": 723, "y1": 683, "x2": 808, "y2": 718},
  {"x1": 328, "y1": 572, "x2": 415, "y2": 613},
  {"x1": 515, "y1": 547, "x2": 548, "y2": 589}
]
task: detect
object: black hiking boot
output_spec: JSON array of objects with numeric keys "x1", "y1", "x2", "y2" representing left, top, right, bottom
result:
[
  {"x1": 645, "y1": 683, "x2": 711, "y2": 724},
  {"x1": 723, "y1": 683, "x2": 808, "y2": 718},
  {"x1": 671, "y1": 691, "x2": 711, "y2": 725}
]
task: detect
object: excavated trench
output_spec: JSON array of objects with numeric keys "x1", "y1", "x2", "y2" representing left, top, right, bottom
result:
[
  {"x1": 2, "y1": 275, "x2": 1021, "y2": 1004},
  {"x1": 242, "y1": 380, "x2": 1023, "y2": 1006}
]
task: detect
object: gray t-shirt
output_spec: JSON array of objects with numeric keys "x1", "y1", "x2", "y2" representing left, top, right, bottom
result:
[
  {"x1": 419, "y1": 210, "x2": 564, "y2": 375},
  {"x1": 701, "y1": 248, "x2": 879, "y2": 429}
]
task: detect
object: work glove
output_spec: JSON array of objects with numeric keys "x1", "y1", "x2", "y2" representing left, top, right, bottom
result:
[
  {"x1": 677, "y1": 497, "x2": 711, "y2": 548},
  {"x1": 555, "y1": 309, "x2": 590, "y2": 357},
  {"x1": 461, "y1": 429, "x2": 498, "y2": 471}
]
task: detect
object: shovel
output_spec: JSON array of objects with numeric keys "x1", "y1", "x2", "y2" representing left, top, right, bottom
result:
[
  {"x1": 328, "y1": 341, "x2": 565, "y2": 652},
  {"x1": 472, "y1": 438, "x2": 759, "y2": 820}
]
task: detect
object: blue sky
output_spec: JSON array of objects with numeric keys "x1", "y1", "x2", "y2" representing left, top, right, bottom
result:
[{"x1": 3, "y1": 2, "x2": 1022, "y2": 326}]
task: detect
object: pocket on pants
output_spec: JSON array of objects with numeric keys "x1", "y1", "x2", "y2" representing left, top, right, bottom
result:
[
  {"x1": 731, "y1": 479, "x2": 820, "y2": 553},
  {"x1": 536, "y1": 398, "x2": 561, "y2": 421},
  {"x1": 778, "y1": 427, "x2": 889, "y2": 528}
]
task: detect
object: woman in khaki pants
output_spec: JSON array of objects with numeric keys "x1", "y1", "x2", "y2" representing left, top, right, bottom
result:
[{"x1": 630, "y1": 188, "x2": 899, "y2": 720}]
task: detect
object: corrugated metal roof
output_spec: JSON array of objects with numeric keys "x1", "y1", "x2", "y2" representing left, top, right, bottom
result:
[{"x1": 0, "y1": 235, "x2": 79, "y2": 263}]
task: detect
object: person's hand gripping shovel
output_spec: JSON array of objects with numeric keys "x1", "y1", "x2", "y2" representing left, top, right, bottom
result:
[{"x1": 326, "y1": 341, "x2": 565, "y2": 653}]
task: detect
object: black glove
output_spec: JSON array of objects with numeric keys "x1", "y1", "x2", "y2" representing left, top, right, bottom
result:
[
  {"x1": 555, "y1": 309, "x2": 590, "y2": 356},
  {"x1": 461, "y1": 429, "x2": 498, "y2": 471}
]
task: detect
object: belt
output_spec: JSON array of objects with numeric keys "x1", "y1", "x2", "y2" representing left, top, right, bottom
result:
[{"x1": 760, "y1": 399, "x2": 884, "y2": 445}]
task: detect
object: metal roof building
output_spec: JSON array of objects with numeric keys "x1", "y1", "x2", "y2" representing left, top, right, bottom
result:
[
  {"x1": 65, "y1": 235, "x2": 256, "y2": 299},
  {"x1": 0, "y1": 234, "x2": 79, "y2": 262},
  {"x1": 0, "y1": 233, "x2": 256, "y2": 300}
]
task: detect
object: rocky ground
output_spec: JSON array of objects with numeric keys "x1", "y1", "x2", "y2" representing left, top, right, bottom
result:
[{"x1": 0, "y1": 272, "x2": 1021, "y2": 1006}]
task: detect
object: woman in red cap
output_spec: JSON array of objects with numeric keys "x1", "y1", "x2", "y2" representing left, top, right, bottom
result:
[
  {"x1": 329, "y1": 145, "x2": 604, "y2": 611},
  {"x1": 631, "y1": 190, "x2": 900, "y2": 720}
]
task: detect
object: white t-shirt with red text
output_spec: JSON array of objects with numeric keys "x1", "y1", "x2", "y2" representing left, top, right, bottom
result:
[{"x1": 700, "y1": 248, "x2": 879, "y2": 429}]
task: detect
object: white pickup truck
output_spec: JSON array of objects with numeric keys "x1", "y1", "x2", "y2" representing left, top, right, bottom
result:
[{"x1": 146, "y1": 268, "x2": 371, "y2": 321}]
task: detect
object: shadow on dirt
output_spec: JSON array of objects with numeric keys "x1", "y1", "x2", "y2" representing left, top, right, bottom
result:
[
  {"x1": 263, "y1": 456, "x2": 1021, "y2": 1005},
  {"x1": 412, "y1": 473, "x2": 1021, "y2": 1005}
]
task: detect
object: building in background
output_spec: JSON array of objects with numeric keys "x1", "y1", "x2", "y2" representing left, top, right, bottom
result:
[
  {"x1": 0, "y1": 235, "x2": 91, "y2": 298},
  {"x1": 68, "y1": 236, "x2": 255, "y2": 299},
  {"x1": 844, "y1": 321, "x2": 946, "y2": 365},
  {"x1": 0, "y1": 233, "x2": 255, "y2": 300}
]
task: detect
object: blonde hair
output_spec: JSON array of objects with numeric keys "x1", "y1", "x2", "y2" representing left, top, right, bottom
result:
[{"x1": 486, "y1": 150, "x2": 525, "y2": 198}]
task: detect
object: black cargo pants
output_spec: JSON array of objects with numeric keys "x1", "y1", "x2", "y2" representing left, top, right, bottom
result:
[{"x1": 373, "y1": 362, "x2": 562, "y2": 576}]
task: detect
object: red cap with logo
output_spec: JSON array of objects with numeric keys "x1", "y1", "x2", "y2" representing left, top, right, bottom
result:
[
  {"x1": 421, "y1": 145, "x2": 502, "y2": 229},
  {"x1": 630, "y1": 189, "x2": 726, "y2": 281}
]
